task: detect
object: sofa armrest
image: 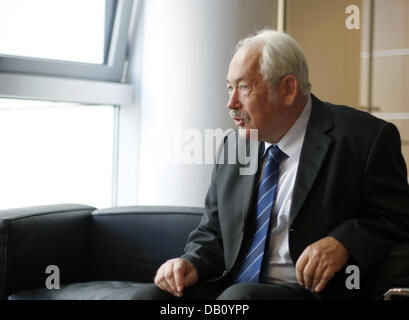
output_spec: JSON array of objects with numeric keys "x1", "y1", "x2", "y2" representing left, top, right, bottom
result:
[
  {"x1": 0, "y1": 204, "x2": 95, "y2": 300},
  {"x1": 384, "y1": 288, "x2": 409, "y2": 300}
]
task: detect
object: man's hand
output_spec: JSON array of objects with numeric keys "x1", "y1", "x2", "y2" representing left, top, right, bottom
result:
[
  {"x1": 154, "y1": 258, "x2": 199, "y2": 297},
  {"x1": 295, "y1": 236, "x2": 349, "y2": 293}
]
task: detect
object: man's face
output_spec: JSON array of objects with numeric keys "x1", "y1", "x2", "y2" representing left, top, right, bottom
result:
[{"x1": 226, "y1": 45, "x2": 285, "y2": 142}]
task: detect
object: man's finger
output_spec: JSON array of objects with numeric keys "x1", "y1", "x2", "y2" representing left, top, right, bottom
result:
[
  {"x1": 295, "y1": 250, "x2": 309, "y2": 286},
  {"x1": 173, "y1": 261, "x2": 185, "y2": 294},
  {"x1": 155, "y1": 268, "x2": 169, "y2": 292},
  {"x1": 164, "y1": 265, "x2": 179, "y2": 296},
  {"x1": 313, "y1": 268, "x2": 335, "y2": 293},
  {"x1": 154, "y1": 267, "x2": 163, "y2": 287},
  {"x1": 302, "y1": 257, "x2": 319, "y2": 290},
  {"x1": 311, "y1": 262, "x2": 326, "y2": 292}
]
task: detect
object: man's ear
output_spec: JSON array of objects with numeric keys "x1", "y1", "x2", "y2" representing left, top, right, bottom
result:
[{"x1": 278, "y1": 74, "x2": 298, "y2": 105}]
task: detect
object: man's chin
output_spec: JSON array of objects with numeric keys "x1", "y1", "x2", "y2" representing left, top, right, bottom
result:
[{"x1": 238, "y1": 127, "x2": 259, "y2": 141}]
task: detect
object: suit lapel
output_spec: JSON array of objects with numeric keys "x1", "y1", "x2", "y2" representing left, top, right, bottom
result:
[
  {"x1": 289, "y1": 95, "x2": 334, "y2": 226},
  {"x1": 224, "y1": 138, "x2": 262, "y2": 270}
]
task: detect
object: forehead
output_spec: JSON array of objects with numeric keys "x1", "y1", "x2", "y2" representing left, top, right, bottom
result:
[{"x1": 227, "y1": 45, "x2": 262, "y2": 83}]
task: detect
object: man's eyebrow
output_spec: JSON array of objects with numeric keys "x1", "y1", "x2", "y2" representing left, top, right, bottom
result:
[{"x1": 226, "y1": 77, "x2": 245, "y2": 85}]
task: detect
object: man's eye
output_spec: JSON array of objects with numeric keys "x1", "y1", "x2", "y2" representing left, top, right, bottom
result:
[{"x1": 240, "y1": 85, "x2": 250, "y2": 92}]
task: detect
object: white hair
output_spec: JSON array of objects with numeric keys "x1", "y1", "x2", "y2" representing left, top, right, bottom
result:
[{"x1": 236, "y1": 29, "x2": 311, "y2": 97}]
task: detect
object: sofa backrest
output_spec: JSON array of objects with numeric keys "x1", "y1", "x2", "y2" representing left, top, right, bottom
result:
[{"x1": 92, "y1": 206, "x2": 202, "y2": 283}]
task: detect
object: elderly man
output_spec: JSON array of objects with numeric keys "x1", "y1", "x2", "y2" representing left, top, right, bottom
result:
[{"x1": 141, "y1": 30, "x2": 409, "y2": 300}]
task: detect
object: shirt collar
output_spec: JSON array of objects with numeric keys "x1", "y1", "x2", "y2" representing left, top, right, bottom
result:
[{"x1": 264, "y1": 94, "x2": 312, "y2": 160}]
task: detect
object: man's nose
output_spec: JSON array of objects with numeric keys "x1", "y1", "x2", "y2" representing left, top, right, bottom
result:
[{"x1": 227, "y1": 90, "x2": 240, "y2": 110}]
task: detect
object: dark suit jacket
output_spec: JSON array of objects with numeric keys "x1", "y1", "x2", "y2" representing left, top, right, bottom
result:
[{"x1": 181, "y1": 94, "x2": 409, "y2": 299}]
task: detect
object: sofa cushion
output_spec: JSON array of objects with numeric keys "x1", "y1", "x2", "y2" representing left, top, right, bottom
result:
[{"x1": 8, "y1": 281, "x2": 150, "y2": 300}]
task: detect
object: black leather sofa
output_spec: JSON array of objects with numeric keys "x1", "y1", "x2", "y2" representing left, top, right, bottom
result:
[
  {"x1": 1, "y1": 203, "x2": 409, "y2": 300},
  {"x1": 0, "y1": 204, "x2": 202, "y2": 300}
]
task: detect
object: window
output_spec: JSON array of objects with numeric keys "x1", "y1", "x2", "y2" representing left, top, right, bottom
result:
[
  {"x1": 0, "y1": 98, "x2": 116, "y2": 209},
  {"x1": 0, "y1": 0, "x2": 106, "y2": 64},
  {"x1": 0, "y1": 0, "x2": 135, "y2": 209},
  {"x1": 0, "y1": 0, "x2": 134, "y2": 81}
]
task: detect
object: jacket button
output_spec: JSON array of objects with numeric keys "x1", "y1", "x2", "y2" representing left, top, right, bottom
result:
[
  {"x1": 222, "y1": 270, "x2": 228, "y2": 277},
  {"x1": 289, "y1": 228, "x2": 294, "y2": 232}
]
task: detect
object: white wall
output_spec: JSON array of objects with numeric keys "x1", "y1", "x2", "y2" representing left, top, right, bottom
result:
[{"x1": 118, "y1": 0, "x2": 277, "y2": 207}]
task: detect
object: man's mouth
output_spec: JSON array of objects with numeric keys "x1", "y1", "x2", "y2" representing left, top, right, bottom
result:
[
  {"x1": 234, "y1": 118, "x2": 245, "y2": 127},
  {"x1": 229, "y1": 109, "x2": 248, "y2": 127}
]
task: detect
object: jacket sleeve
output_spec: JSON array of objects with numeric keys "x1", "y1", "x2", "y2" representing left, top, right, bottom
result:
[
  {"x1": 328, "y1": 122, "x2": 409, "y2": 274},
  {"x1": 180, "y1": 138, "x2": 228, "y2": 281}
]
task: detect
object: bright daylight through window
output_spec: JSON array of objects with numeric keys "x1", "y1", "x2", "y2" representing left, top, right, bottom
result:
[
  {"x1": 0, "y1": 0, "x2": 106, "y2": 64},
  {"x1": 0, "y1": 98, "x2": 115, "y2": 210}
]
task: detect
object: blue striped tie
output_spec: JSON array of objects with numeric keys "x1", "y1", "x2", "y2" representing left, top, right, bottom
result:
[{"x1": 235, "y1": 145, "x2": 288, "y2": 283}]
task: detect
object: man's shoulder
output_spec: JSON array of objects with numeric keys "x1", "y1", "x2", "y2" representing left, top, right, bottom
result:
[{"x1": 312, "y1": 95, "x2": 387, "y2": 134}]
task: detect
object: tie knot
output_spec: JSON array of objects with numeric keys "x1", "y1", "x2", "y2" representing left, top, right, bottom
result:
[{"x1": 267, "y1": 145, "x2": 288, "y2": 163}]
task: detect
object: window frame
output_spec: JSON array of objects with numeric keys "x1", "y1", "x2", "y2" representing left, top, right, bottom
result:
[{"x1": 0, "y1": 0, "x2": 134, "y2": 82}]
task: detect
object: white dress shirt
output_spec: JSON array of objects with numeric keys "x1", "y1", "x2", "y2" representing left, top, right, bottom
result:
[{"x1": 261, "y1": 95, "x2": 312, "y2": 284}]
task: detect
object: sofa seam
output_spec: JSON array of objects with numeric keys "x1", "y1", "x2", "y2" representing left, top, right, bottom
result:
[
  {"x1": 93, "y1": 212, "x2": 203, "y2": 217},
  {"x1": 3, "y1": 208, "x2": 95, "y2": 222}
]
